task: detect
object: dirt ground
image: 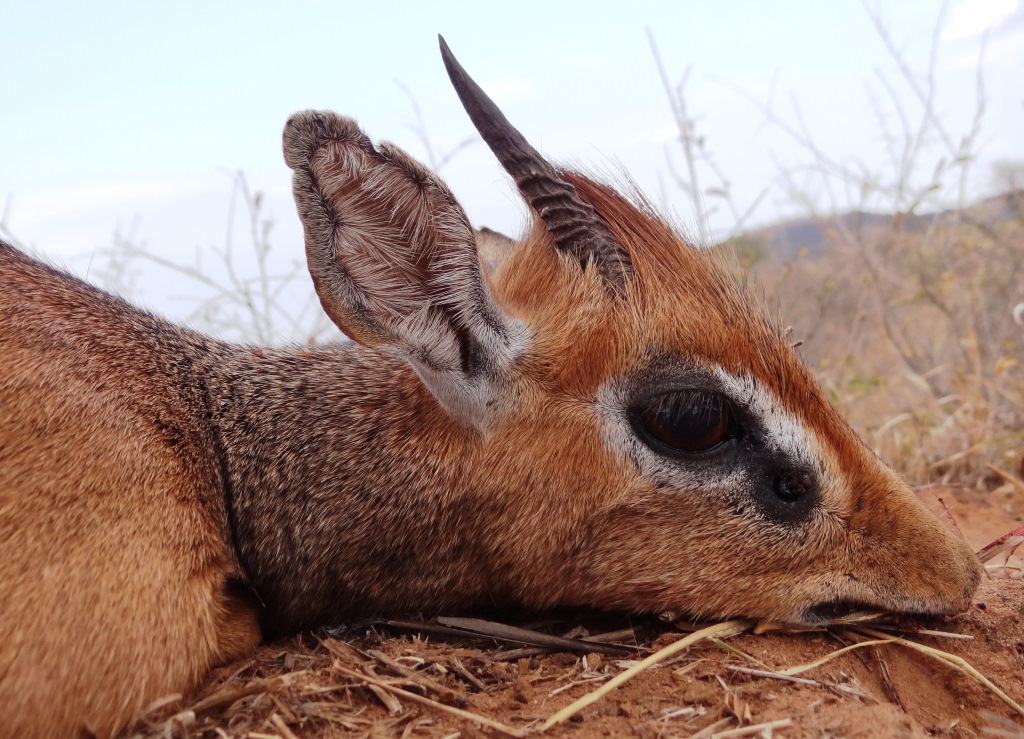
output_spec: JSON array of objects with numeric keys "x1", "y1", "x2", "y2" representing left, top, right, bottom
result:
[{"x1": 135, "y1": 484, "x2": 1024, "y2": 738}]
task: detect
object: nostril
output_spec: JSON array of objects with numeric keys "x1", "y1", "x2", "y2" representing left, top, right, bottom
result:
[
  {"x1": 754, "y1": 466, "x2": 819, "y2": 523},
  {"x1": 775, "y1": 471, "x2": 813, "y2": 503}
]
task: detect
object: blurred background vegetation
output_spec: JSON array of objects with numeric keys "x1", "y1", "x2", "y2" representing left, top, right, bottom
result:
[
  {"x1": 736, "y1": 188, "x2": 1023, "y2": 489},
  {"x1": 2, "y1": 5, "x2": 1021, "y2": 491}
]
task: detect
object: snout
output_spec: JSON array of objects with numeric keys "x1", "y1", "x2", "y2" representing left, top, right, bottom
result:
[
  {"x1": 835, "y1": 490, "x2": 983, "y2": 620},
  {"x1": 908, "y1": 530, "x2": 983, "y2": 615}
]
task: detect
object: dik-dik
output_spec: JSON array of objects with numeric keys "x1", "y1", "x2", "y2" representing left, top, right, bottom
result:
[{"x1": 0, "y1": 38, "x2": 981, "y2": 737}]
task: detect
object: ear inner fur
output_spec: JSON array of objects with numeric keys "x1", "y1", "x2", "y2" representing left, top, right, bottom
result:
[
  {"x1": 282, "y1": 110, "x2": 527, "y2": 429},
  {"x1": 283, "y1": 110, "x2": 494, "y2": 353}
]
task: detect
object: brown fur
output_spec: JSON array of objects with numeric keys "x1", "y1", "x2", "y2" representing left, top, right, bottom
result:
[
  {"x1": 0, "y1": 249, "x2": 260, "y2": 736},
  {"x1": 0, "y1": 69, "x2": 980, "y2": 736},
  {"x1": 483, "y1": 176, "x2": 980, "y2": 617}
]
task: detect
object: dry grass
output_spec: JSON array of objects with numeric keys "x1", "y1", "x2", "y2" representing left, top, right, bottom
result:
[
  {"x1": 738, "y1": 197, "x2": 1024, "y2": 488},
  {"x1": 130, "y1": 572, "x2": 1024, "y2": 738},
  {"x1": 542, "y1": 620, "x2": 751, "y2": 730}
]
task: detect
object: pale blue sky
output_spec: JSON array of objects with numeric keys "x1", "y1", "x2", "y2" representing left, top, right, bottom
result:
[{"x1": 2, "y1": 0, "x2": 1021, "y2": 322}]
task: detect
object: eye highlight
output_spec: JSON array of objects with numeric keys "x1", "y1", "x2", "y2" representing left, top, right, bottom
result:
[{"x1": 632, "y1": 390, "x2": 737, "y2": 455}]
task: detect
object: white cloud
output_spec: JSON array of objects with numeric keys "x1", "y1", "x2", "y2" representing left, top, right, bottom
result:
[
  {"x1": 951, "y1": 25, "x2": 1024, "y2": 67},
  {"x1": 652, "y1": 123, "x2": 680, "y2": 143},
  {"x1": 944, "y1": 0, "x2": 1019, "y2": 39},
  {"x1": 11, "y1": 180, "x2": 190, "y2": 227},
  {"x1": 567, "y1": 55, "x2": 602, "y2": 69},
  {"x1": 481, "y1": 77, "x2": 534, "y2": 103}
]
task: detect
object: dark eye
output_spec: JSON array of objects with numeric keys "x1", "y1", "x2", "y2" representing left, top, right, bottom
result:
[{"x1": 633, "y1": 391, "x2": 736, "y2": 454}]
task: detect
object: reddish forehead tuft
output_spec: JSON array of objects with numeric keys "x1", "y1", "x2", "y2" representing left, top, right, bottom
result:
[
  {"x1": 572, "y1": 174, "x2": 869, "y2": 470},
  {"x1": 492, "y1": 171, "x2": 865, "y2": 469},
  {"x1": 564, "y1": 173, "x2": 784, "y2": 369}
]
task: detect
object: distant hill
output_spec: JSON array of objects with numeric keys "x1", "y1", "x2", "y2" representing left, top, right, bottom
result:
[{"x1": 734, "y1": 190, "x2": 1022, "y2": 260}]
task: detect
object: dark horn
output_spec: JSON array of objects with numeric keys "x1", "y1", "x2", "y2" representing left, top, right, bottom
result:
[{"x1": 438, "y1": 35, "x2": 633, "y2": 292}]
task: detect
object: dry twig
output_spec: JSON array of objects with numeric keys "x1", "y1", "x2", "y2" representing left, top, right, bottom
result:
[
  {"x1": 856, "y1": 627, "x2": 1024, "y2": 718},
  {"x1": 333, "y1": 665, "x2": 525, "y2": 737},
  {"x1": 541, "y1": 620, "x2": 751, "y2": 731}
]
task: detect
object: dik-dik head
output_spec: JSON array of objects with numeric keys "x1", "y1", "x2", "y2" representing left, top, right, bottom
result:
[{"x1": 283, "y1": 37, "x2": 981, "y2": 624}]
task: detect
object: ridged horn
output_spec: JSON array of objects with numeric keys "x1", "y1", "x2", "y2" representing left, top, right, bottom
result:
[{"x1": 438, "y1": 35, "x2": 633, "y2": 293}]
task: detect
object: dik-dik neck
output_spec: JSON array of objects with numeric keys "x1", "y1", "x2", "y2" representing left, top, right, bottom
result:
[{"x1": 204, "y1": 341, "x2": 496, "y2": 636}]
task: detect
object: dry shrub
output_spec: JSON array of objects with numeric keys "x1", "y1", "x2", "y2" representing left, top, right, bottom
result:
[{"x1": 740, "y1": 193, "x2": 1024, "y2": 487}]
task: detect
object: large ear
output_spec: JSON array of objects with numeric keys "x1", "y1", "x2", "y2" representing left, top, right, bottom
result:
[{"x1": 283, "y1": 111, "x2": 525, "y2": 430}]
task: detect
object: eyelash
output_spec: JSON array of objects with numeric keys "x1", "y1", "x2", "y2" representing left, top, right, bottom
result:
[{"x1": 631, "y1": 389, "x2": 739, "y2": 456}]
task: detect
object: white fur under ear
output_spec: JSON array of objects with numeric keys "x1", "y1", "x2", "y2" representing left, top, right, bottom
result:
[
  {"x1": 475, "y1": 227, "x2": 515, "y2": 275},
  {"x1": 283, "y1": 110, "x2": 527, "y2": 430}
]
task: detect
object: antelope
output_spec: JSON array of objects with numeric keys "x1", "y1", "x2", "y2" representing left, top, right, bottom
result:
[{"x1": 0, "y1": 37, "x2": 981, "y2": 738}]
